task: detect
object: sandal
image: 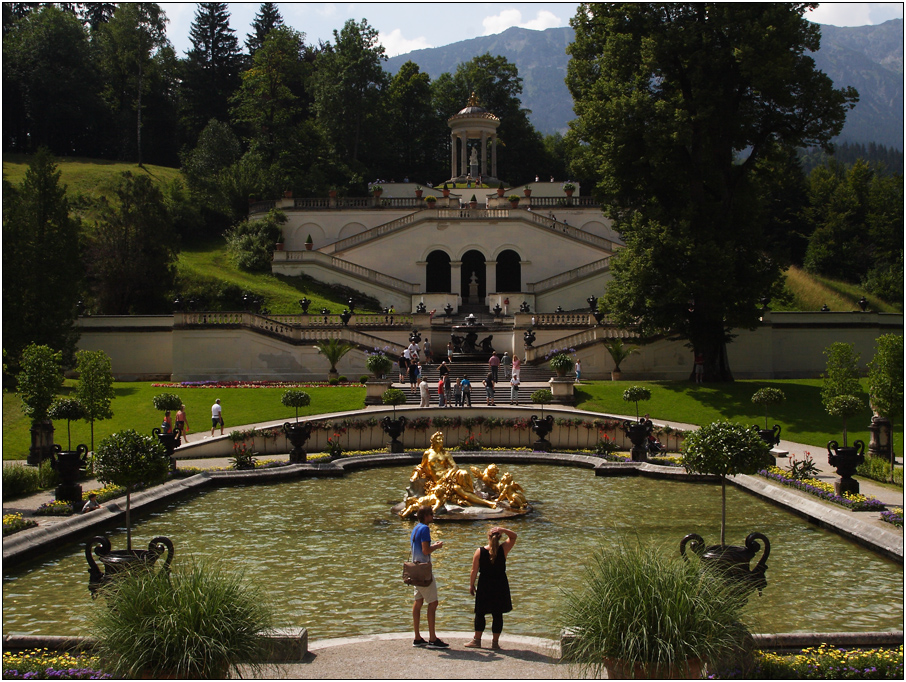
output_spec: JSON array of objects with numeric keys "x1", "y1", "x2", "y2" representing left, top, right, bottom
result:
[
  {"x1": 464, "y1": 639, "x2": 482, "y2": 648},
  {"x1": 491, "y1": 642, "x2": 502, "y2": 650}
]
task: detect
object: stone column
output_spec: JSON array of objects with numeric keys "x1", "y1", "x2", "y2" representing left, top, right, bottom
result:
[
  {"x1": 461, "y1": 133, "x2": 468, "y2": 177},
  {"x1": 485, "y1": 259, "x2": 497, "y2": 297},
  {"x1": 481, "y1": 131, "x2": 488, "y2": 177},
  {"x1": 492, "y1": 134, "x2": 498, "y2": 179},
  {"x1": 450, "y1": 134, "x2": 457, "y2": 179},
  {"x1": 450, "y1": 261, "x2": 463, "y2": 296},
  {"x1": 417, "y1": 260, "x2": 428, "y2": 291}
]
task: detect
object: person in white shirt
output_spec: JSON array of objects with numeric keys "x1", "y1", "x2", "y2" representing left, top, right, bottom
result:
[{"x1": 211, "y1": 399, "x2": 223, "y2": 436}]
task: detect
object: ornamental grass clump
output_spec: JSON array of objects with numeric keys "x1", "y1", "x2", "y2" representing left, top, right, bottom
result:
[
  {"x1": 561, "y1": 540, "x2": 750, "y2": 678},
  {"x1": 90, "y1": 558, "x2": 275, "y2": 679}
]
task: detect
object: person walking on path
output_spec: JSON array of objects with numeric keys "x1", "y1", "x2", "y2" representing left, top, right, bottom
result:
[
  {"x1": 437, "y1": 378, "x2": 446, "y2": 408},
  {"x1": 488, "y1": 352, "x2": 500, "y2": 383},
  {"x1": 575, "y1": 359, "x2": 582, "y2": 383},
  {"x1": 484, "y1": 372, "x2": 496, "y2": 406},
  {"x1": 511, "y1": 355, "x2": 521, "y2": 381},
  {"x1": 502, "y1": 352, "x2": 510, "y2": 378},
  {"x1": 210, "y1": 399, "x2": 224, "y2": 436},
  {"x1": 411, "y1": 506, "x2": 448, "y2": 649},
  {"x1": 460, "y1": 376, "x2": 472, "y2": 407},
  {"x1": 176, "y1": 404, "x2": 189, "y2": 441},
  {"x1": 510, "y1": 375, "x2": 520, "y2": 404},
  {"x1": 465, "y1": 526, "x2": 517, "y2": 650},
  {"x1": 419, "y1": 378, "x2": 430, "y2": 407}
]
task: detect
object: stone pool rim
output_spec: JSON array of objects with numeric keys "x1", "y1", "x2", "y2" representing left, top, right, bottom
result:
[{"x1": 3, "y1": 452, "x2": 902, "y2": 569}]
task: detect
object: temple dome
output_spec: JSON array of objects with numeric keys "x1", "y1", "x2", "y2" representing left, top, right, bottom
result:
[{"x1": 448, "y1": 92, "x2": 500, "y2": 123}]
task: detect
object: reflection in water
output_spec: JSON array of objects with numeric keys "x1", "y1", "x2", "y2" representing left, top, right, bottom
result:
[{"x1": 3, "y1": 465, "x2": 902, "y2": 639}]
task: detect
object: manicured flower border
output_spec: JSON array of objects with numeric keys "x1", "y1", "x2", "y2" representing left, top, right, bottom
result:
[
  {"x1": 712, "y1": 643, "x2": 904, "y2": 680},
  {"x1": 3, "y1": 649, "x2": 111, "y2": 680},
  {"x1": 35, "y1": 500, "x2": 75, "y2": 516},
  {"x1": 881, "y1": 507, "x2": 903, "y2": 528},
  {"x1": 2, "y1": 513, "x2": 38, "y2": 536},
  {"x1": 151, "y1": 380, "x2": 362, "y2": 388},
  {"x1": 759, "y1": 466, "x2": 886, "y2": 511}
]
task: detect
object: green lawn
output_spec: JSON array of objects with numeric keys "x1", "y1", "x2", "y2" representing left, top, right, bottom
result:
[
  {"x1": 3, "y1": 381, "x2": 365, "y2": 460},
  {"x1": 5, "y1": 378, "x2": 900, "y2": 461}
]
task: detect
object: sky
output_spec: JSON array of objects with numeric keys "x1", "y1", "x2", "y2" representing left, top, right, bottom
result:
[{"x1": 161, "y1": 2, "x2": 905, "y2": 58}]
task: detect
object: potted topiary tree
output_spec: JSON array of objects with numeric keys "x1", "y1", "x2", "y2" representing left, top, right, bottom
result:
[
  {"x1": 496, "y1": 182, "x2": 506, "y2": 197},
  {"x1": 305, "y1": 234, "x2": 313, "y2": 250},
  {"x1": 469, "y1": 194, "x2": 478, "y2": 208},
  {"x1": 621, "y1": 386, "x2": 652, "y2": 461},
  {"x1": 561, "y1": 540, "x2": 750, "y2": 679},
  {"x1": 603, "y1": 338, "x2": 638, "y2": 380},
  {"x1": 90, "y1": 557, "x2": 275, "y2": 679},
  {"x1": 281, "y1": 389, "x2": 312, "y2": 463},
  {"x1": 94, "y1": 429, "x2": 170, "y2": 552},
  {"x1": 17, "y1": 343, "x2": 63, "y2": 465},
  {"x1": 531, "y1": 389, "x2": 554, "y2": 452},
  {"x1": 314, "y1": 338, "x2": 354, "y2": 382},
  {"x1": 381, "y1": 388, "x2": 408, "y2": 452},
  {"x1": 750, "y1": 387, "x2": 785, "y2": 447},
  {"x1": 681, "y1": 421, "x2": 773, "y2": 594},
  {"x1": 547, "y1": 348, "x2": 576, "y2": 377},
  {"x1": 825, "y1": 394, "x2": 867, "y2": 495},
  {"x1": 48, "y1": 397, "x2": 89, "y2": 512}
]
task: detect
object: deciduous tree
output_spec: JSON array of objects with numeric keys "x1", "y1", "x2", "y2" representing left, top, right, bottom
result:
[
  {"x1": 74, "y1": 349, "x2": 115, "y2": 453},
  {"x1": 567, "y1": 3, "x2": 857, "y2": 381}
]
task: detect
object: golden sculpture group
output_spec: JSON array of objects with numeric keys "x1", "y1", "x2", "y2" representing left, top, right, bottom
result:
[{"x1": 398, "y1": 431, "x2": 529, "y2": 518}]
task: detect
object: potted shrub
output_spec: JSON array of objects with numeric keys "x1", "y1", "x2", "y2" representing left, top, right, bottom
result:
[
  {"x1": 442, "y1": 183, "x2": 450, "y2": 198},
  {"x1": 469, "y1": 194, "x2": 478, "y2": 208},
  {"x1": 621, "y1": 386, "x2": 652, "y2": 460},
  {"x1": 603, "y1": 338, "x2": 638, "y2": 380},
  {"x1": 90, "y1": 557, "x2": 275, "y2": 679},
  {"x1": 750, "y1": 387, "x2": 785, "y2": 447},
  {"x1": 507, "y1": 194, "x2": 520, "y2": 208},
  {"x1": 523, "y1": 185, "x2": 532, "y2": 197},
  {"x1": 365, "y1": 347, "x2": 393, "y2": 380},
  {"x1": 305, "y1": 234, "x2": 313, "y2": 250},
  {"x1": 314, "y1": 338, "x2": 354, "y2": 381},
  {"x1": 415, "y1": 185, "x2": 423, "y2": 198},
  {"x1": 425, "y1": 195, "x2": 437, "y2": 207},
  {"x1": 563, "y1": 182, "x2": 575, "y2": 197},
  {"x1": 93, "y1": 429, "x2": 171, "y2": 552},
  {"x1": 547, "y1": 348, "x2": 576, "y2": 377},
  {"x1": 622, "y1": 385, "x2": 651, "y2": 421},
  {"x1": 281, "y1": 389, "x2": 312, "y2": 463},
  {"x1": 371, "y1": 184, "x2": 383, "y2": 197},
  {"x1": 496, "y1": 182, "x2": 506, "y2": 197},
  {"x1": 561, "y1": 540, "x2": 750, "y2": 679},
  {"x1": 381, "y1": 388, "x2": 408, "y2": 452},
  {"x1": 328, "y1": 188, "x2": 338, "y2": 199}
]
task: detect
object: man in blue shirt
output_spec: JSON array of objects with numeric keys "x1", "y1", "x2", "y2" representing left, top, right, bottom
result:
[{"x1": 411, "y1": 506, "x2": 449, "y2": 648}]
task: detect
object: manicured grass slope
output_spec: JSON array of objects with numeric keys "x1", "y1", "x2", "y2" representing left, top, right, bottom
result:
[{"x1": 2, "y1": 381, "x2": 365, "y2": 460}]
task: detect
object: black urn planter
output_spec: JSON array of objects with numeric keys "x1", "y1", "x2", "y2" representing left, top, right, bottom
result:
[
  {"x1": 50, "y1": 444, "x2": 89, "y2": 512},
  {"x1": 622, "y1": 420, "x2": 652, "y2": 462},
  {"x1": 283, "y1": 422, "x2": 313, "y2": 463},
  {"x1": 152, "y1": 427, "x2": 182, "y2": 471},
  {"x1": 753, "y1": 424, "x2": 781, "y2": 448},
  {"x1": 86, "y1": 535, "x2": 174, "y2": 597},
  {"x1": 531, "y1": 415, "x2": 554, "y2": 452},
  {"x1": 680, "y1": 531, "x2": 770, "y2": 596},
  {"x1": 381, "y1": 416, "x2": 408, "y2": 453},
  {"x1": 827, "y1": 439, "x2": 865, "y2": 495}
]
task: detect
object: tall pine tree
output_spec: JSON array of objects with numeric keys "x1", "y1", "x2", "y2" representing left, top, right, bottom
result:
[
  {"x1": 180, "y1": 2, "x2": 242, "y2": 144},
  {"x1": 245, "y1": 2, "x2": 284, "y2": 56}
]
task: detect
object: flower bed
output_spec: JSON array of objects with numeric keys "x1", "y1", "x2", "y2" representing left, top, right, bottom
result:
[
  {"x1": 2, "y1": 513, "x2": 38, "y2": 536},
  {"x1": 880, "y1": 507, "x2": 903, "y2": 528},
  {"x1": 35, "y1": 499, "x2": 75, "y2": 516},
  {"x1": 713, "y1": 643, "x2": 903, "y2": 679},
  {"x1": 3, "y1": 649, "x2": 110, "y2": 680},
  {"x1": 759, "y1": 466, "x2": 886, "y2": 511},
  {"x1": 151, "y1": 380, "x2": 360, "y2": 388}
]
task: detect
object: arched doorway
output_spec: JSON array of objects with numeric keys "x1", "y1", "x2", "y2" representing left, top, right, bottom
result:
[
  {"x1": 461, "y1": 249, "x2": 486, "y2": 302},
  {"x1": 426, "y1": 250, "x2": 451, "y2": 293},
  {"x1": 496, "y1": 249, "x2": 522, "y2": 292}
]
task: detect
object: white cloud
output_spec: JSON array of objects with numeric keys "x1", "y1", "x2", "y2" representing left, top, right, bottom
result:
[
  {"x1": 805, "y1": 2, "x2": 902, "y2": 27},
  {"x1": 482, "y1": 9, "x2": 562, "y2": 35},
  {"x1": 379, "y1": 29, "x2": 433, "y2": 58}
]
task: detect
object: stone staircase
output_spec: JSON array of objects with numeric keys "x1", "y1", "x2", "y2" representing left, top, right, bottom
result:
[{"x1": 389, "y1": 360, "x2": 555, "y2": 404}]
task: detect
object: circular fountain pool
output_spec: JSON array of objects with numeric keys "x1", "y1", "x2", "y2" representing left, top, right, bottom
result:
[{"x1": 3, "y1": 464, "x2": 902, "y2": 639}]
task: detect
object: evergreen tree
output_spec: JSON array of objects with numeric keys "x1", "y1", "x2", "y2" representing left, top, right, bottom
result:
[
  {"x1": 180, "y1": 2, "x2": 242, "y2": 144},
  {"x1": 567, "y1": 4, "x2": 858, "y2": 381},
  {"x1": 245, "y1": 2, "x2": 284, "y2": 56},
  {"x1": 78, "y1": 2, "x2": 116, "y2": 32},
  {"x1": 386, "y1": 61, "x2": 442, "y2": 182},
  {"x1": 2, "y1": 149, "x2": 83, "y2": 370}
]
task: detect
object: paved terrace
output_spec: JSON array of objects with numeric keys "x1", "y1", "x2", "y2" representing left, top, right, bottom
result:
[{"x1": 3, "y1": 408, "x2": 903, "y2": 678}]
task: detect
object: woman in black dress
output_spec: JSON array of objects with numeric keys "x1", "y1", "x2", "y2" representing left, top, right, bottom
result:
[{"x1": 465, "y1": 526, "x2": 517, "y2": 650}]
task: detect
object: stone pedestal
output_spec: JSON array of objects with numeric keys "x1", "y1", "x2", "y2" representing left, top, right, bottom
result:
[
  {"x1": 365, "y1": 380, "x2": 393, "y2": 405},
  {"x1": 868, "y1": 416, "x2": 892, "y2": 458},
  {"x1": 27, "y1": 421, "x2": 55, "y2": 466},
  {"x1": 548, "y1": 377, "x2": 576, "y2": 405},
  {"x1": 834, "y1": 476, "x2": 860, "y2": 496}
]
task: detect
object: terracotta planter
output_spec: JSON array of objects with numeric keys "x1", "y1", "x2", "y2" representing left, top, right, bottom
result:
[
  {"x1": 426, "y1": 201, "x2": 436, "y2": 209},
  {"x1": 442, "y1": 189, "x2": 450, "y2": 198},
  {"x1": 509, "y1": 200, "x2": 519, "y2": 208},
  {"x1": 328, "y1": 190, "x2": 337, "y2": 198},
  {"x1": 275, "y1": 242, "x2": 284, "y2": 251},
  {"x1": 496, "y1": 188, "x2": 505, "y2": 197},
  {"x1": 469, "y1": 201, "x2": 477, "y2": 209},
  {"x1": 524, "y1": 189, "x2": 532, "y2": 197},
  {"x1": 415, "y1": 190, "x2": 423, "y2": 198},
  {"x1": 611, "y1": 370, "x2": 622, "y2": 381},
  {"x1": 305, "y1": 242, "x2": 313, "y2": 250},
  {"x1": 565, "y1": 189, "x2": 574, "y2": 197},
  {"x1": 373, "y1": 190, "x2": 383, "y2": 198}
]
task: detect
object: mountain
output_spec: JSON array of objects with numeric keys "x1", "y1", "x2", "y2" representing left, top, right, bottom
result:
[{"x1": 385, "y1": 19, "x2": 903, "y2": 150}]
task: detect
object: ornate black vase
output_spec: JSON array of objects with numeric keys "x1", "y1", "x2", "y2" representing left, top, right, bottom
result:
[
  {"x1": 827, "y1": 439, "x2": 865, "y2": 495},
  {"x1": 86, "y1": 535, "x2": 174, "y2": 597},
  {"x1": 381, "y1": 416, "x2": 408, "y2": 453},
  {"x1": 283, "y1": 422, "x2": 313, "y2": 463},
  {"x1": 680, "y1": 531, "x2": 770, "y2": 596},
  {"x1": 152, "y1": 427, "x2": 182, "y2": 471},
  {"x1": 531, "y1": 414, "x2": 554, "y2": 452},
  {"x1": 622, "y1": 419, "x2": 652, "y2": 462},
  {"x1": 753, "y1": 424, "x2": 781, "y2": 448},
  {"x1": 50, "y1": 444, "x2": 89, "y2": 512}
]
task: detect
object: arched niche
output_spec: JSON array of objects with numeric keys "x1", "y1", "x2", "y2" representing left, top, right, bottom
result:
[
  {"x1": 338, "y1": 222, "x2": 367, "y2": 240},
  {"x1": 460, "y1": 249, "x2": 486, "y2": 300},
  {"x1": 425, "y1": 250, "x2": 452, "y2": 293},
  {"x1": 291, "y1": 223, "x2": 325, "y2": 248},
  {"x1": 495, "y1": 249, "x2": 522, "y2": 292}
]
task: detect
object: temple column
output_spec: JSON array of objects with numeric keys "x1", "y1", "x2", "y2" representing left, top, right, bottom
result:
[
  {"x1": 450, "y1": 261, "x2": 463, "y2": 296},
  {"x1": 460, "y1": 133, "x2": 468, "y2": 177},
  {"x1": 492, "y1": 134, "x2": 498, "y2": 179},
  {"x1": 450, "y1": 134, "x2": 457, "y2": 179},
  {"x1": 485, "y1": 260, "x2": 497, "y2": 298},
  {"x1": 480, "y1": 131, "x2": 488, "y2": 177}
]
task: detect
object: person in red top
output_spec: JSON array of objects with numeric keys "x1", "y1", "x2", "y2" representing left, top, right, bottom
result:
[
  {"x1": 488, "y1": 352, "x2": 500, "y2": 383},
  {"x1": 437, "y1": 378, "x2": 446, "y2": 407}
]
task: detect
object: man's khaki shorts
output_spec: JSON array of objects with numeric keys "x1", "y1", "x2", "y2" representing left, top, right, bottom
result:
[{"x1": 413, "y1": 577, "x2": 438, "y2": 604}]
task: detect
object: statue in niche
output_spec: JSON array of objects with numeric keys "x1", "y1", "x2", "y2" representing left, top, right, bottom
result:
[
  {"x1": 470, "y1": 271, "x2": 479, "y2": 285},
  {"x1": 469, "y1": 147, "x2": 478, "y2": 166}
]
